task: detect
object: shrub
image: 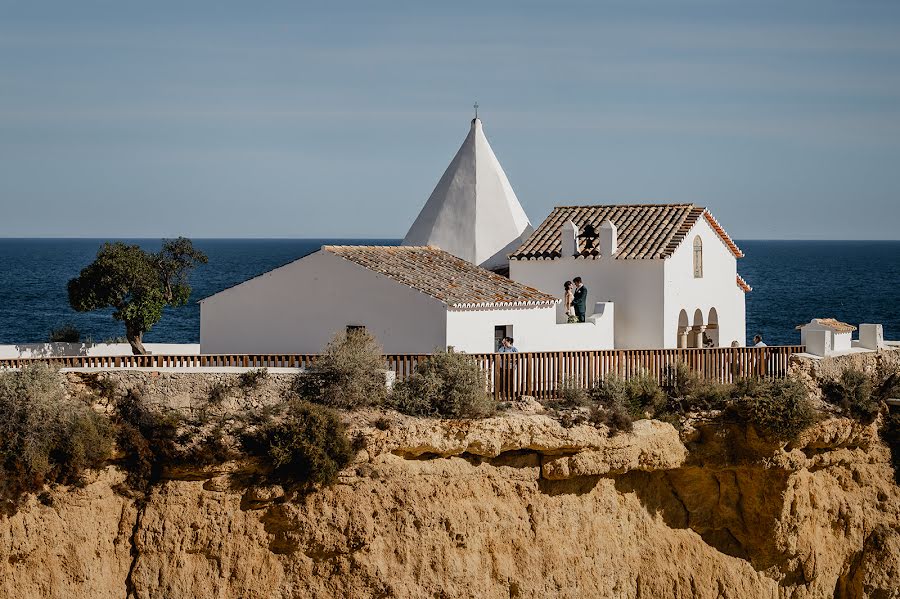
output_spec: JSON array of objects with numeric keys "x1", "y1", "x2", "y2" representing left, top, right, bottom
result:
[
  {"x1": 295, "y1": 330, "x2": 387, "y2": 409},
  {"x1": 0, "y1": 364, "x2": 114, "y2": 512},
  {"x1": 115, "y1": 388, "x2": 182, "y2": 491},
  {"x1": 390, "y1": 350, "x2": 494, "y2": 418},
  {"x1": 208, "y1": 381, "x2": 229, "y2": 404},
  {"x1": 588, "y1": 376, "x2": 636, "y2": 434},
  {"x1": 180, "y1": 424, "x2": 237, "y2": 467},
  {"x1": 822, "y1": 368, "x2": 881, "y2": 424},
  {"x1": 624, "y1": 371, "x2": 668, "y2": 417},
  {"x1": 374, "y1": 416, "x2": 392, "y2": 431},
  {"x1": 239, "y1": 368, "x2": 269, "y2": 389},
  {"x1": 556, "y1": 376, "x2": 590, "y2": 408},
  {"x1": 247, "y1": 400, "x2": 353, "y2": 487},
  {"x1": 80, "y1": 373, "x2": 119, "y2": 401},
  {"x1": 590, "y1": 372, "x2": 666, "y2": 420},
  {"x1": 661, "y1": 362, "x2": 700, "y2": 403},
  {"x1": 589, "y1": 402, "x2": 634, "y2": 435},
  {"x1": 727, "y1": 378, "x2": 816, "y2": 441},
  {"x1": 662, "y1": 362, "x2": 731, "y2": 413},
  {"x1": 49, "y1": 323, "x2": 81, "y2": 343}
]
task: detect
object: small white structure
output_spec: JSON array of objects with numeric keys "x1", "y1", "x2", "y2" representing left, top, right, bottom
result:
[
  {"x1": 796, "y1": 318, "x2": 857, "y2": 356},
  {"x1": 509, "y1": 203, "x2": 749, "y2": 349},
  {"x1": 200, "y1": 246, "x2": 614, "y2": 354},
  {"x1": 402, "y1": 118, "x2": 533, "y2": 271},
  {"x1": 859, "y1": 324, "x2": 885, "y2": 351}
]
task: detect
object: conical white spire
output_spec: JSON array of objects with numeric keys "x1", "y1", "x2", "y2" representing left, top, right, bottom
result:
[{"x1": 402, "y1": 118, "x2": 532, "y2": 270}]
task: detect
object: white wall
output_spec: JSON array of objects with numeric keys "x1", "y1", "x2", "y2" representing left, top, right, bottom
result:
[
  {"x1": 663, "y1": 217, "x2": 746, "y2": 348},
  {"x1": 0, "y1": 343, "x2": 199, "y2": 359},
  {"x1": 799, "y1": 324, "x2": 854, "y2": 355},
  {"x1": 445, "y1": 302, "x2": 614, "y2": 353},
  {"x1": 200, "y1": 251, "x2": 448, "y2": 354},
  {"x1": 510, "y1": 256, "x2": 665, "y2": 348}
]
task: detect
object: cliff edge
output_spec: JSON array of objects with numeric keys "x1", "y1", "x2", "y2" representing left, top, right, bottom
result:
[{"x1": 1, "y1": 396, "x2": 898, "y2": 599}]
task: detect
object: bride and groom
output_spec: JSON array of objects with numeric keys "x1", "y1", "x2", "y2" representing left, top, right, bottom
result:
[{"x1": 563, "y1": 277, "x2": 587, "y2": 323}]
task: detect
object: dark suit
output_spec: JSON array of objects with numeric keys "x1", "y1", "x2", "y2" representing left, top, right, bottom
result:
[{"x1": 572, "y1": 285, "x2": 588, "y2": 322}]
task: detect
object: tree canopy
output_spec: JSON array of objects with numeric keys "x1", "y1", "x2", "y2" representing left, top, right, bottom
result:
[{"x1": 67, "y1": 238, "x2": 208, "y2": 355}]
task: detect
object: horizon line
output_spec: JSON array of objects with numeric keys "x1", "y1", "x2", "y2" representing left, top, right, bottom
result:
[{"x1": 2, "y1": 236, "x2": 900, "y2": 243}]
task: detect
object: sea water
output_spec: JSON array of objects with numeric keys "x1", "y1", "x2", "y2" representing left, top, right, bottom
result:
[{"x1": 0, "y1": 239, "x2": 897, "y2": 346}]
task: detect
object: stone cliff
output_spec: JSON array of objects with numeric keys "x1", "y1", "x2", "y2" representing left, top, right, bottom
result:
[{"x1": 1, "y1": 371, "x2": 898, "y2": 599}]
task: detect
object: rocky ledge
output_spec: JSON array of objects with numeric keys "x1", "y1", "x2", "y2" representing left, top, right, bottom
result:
[{"x1": 1, "y1": 405, "x2": 898, "y2": 599}]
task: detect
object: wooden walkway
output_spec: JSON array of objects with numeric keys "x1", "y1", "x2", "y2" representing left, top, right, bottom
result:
[{"x1": 0, "y1": 346, "x2": 804, "y2": 401}]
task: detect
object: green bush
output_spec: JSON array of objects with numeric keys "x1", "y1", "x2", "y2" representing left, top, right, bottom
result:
[
  {"x1": 587, "y1": 376, "x2": 641, "y2": 434},
  {"x1": 588, "y1": 401, "x2": 634, "y2": 434},
  {"x1": 556, "y1": 376, "x2": 591, "y2": 408},
  {"x1": 239, "y1": 368, "x2": 269, "y2": 389},
  {"x1": 247, "y1": 400, "x2": 353, "y2": 487},
  {"x1": 116, "y1": 388, "x2": 237, "y2": 491},
  {"x1": 49, "y1": 323, "x2": 81, "y2": 343},
  {"x1": 662, "y1": 362, "x2": 731, "y2": 413},
  {"x1": 295, "y1": 330, "x2": 387, "y2": 409},
  {"x1": 822, "y1": 368, "x2": 881, "y2": 424},
  {"x1": 390, "y1": 350, "x2": 494, "y2": 418},
  {"x1": 0, "y1": 365, "x2": 114, "y2": 512},
  {"x1": 590, "y1": 372, "x2": 666, "y2": 420},
  {"x1": 727, "y1": 378, "x2": 816, "y2": 441}
]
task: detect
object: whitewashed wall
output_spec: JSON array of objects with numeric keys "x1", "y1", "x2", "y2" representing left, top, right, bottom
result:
[
  {"x1": 510, "y1": 256, "x2": 665, "y2": 348},
  {"x1": 799, "y1": 324, "x2": 854, "y2": 355},
  {"x1": 200, "y1": 251, "x2": 448, "y2": 354},
  {"x1": 663, "y1": 217, "x2": 746, "y2": 347},
  {"x1": 0, "y1": 343, "x2": 199, "y2": 359},
  {"x1": 445, "y1": 302, "x2": 614, "y2": 353}
]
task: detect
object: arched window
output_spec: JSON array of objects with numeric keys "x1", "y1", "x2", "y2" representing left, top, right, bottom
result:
[{"x1": 692, "y1": 237, "x2": 703, "y2": 278}]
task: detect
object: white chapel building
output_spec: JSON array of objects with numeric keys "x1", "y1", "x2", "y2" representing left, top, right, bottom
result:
[
  {"x1": 200, "y1": 115, "x2": 749, "y2": 354},
  {"x1": 200, "y1": 245, "x2": 612, "y2": 354},
  {"x1": 509, "y1": 204, "x2": 749, "y2": 348}
]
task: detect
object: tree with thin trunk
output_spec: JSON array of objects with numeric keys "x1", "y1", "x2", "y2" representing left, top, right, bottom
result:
[{"x1": 67, "y1": 238, "x2": 208, "y2": 355}]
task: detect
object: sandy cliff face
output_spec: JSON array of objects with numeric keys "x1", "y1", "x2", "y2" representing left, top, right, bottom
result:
[{"x1": 0, "y1": 399, "x2": 898, "y2": 599}]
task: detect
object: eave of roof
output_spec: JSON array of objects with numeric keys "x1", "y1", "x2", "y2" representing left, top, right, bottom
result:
[
  {"x1": 324, "y1": 245, "x2": 559, "y2": 309},
  {"x1": 736, "y1": 274, "x2": 752, "y2": 293},
  {"x1": 795, "y1": 318, "x2": 857, "y2": 333}
]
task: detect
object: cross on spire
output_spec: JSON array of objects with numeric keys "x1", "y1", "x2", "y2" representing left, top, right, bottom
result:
[{"x1": 473, "y1": 102, "x2": 479, "y2": 119}]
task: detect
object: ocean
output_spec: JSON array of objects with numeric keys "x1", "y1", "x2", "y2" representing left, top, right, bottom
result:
[{"x1": 0, "y1": 239, "x2": 897, "y2": 347}]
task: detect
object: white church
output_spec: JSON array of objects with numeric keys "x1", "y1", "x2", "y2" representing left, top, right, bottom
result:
[{"x1": 200, "y1": 116, "x2": 748, "y2": 354}]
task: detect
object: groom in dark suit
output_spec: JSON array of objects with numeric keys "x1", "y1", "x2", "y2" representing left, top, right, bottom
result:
[{"x1": 572, "y1": 277, "x2": 587, "y2": 322}]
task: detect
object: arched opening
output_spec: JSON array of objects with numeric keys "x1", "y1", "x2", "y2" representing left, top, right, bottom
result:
[
  {"x1": 693, "y1": 236, "x2": 703, "y2": 278},
  {"x1": 706, "y1": 307, "x2": 719, "y2": 347},
  {"x1": 677, "y1": 309, "x2": 689, "y2": 348},
  {"x1": 691, "y1": 309, "x2": 705, "y2": 348}
]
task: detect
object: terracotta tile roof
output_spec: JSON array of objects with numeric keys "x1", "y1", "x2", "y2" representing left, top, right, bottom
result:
[
  {"x1": 736, "y1": 274, "x2": 752, "y2": 293},
  {"x1": 324, "y1": 245, "x2": 559, "y2": 308},
  {"x1": 795, "y1": 318, "x2": 857, "y2": 333},
  {"x1": 509, "y1": 203, "x2": 743, "y2": 260}
]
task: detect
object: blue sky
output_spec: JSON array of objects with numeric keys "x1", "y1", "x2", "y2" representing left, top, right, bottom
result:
[{"x1": 1, "y1": 1, "x2": 898, "y2": 239}]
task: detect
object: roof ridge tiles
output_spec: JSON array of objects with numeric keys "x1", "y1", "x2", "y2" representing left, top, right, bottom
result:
[{"x1": 510, "y1": 203, "x2": 739, "y2": 261}]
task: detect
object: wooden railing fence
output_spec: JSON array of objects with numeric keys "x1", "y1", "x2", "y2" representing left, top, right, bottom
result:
[{"x1": 0, "y1": 346, "x2": 804, "y2": 401}]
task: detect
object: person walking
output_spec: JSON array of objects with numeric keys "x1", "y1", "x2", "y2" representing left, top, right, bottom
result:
[
  {"x1": 572, "y1": 277, "x2": 588, "y2": 323},
  {"x1": 563, "y1": 281, "x2": 577, "y2": 323}
]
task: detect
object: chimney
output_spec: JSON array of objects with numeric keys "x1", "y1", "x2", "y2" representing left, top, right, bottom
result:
[
  {"x1": 561, "y1": 220, "x2": 578, "y2": 257},
  {"x1": 599, "y1": 220, "x2": 618, "y2": 257}
]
